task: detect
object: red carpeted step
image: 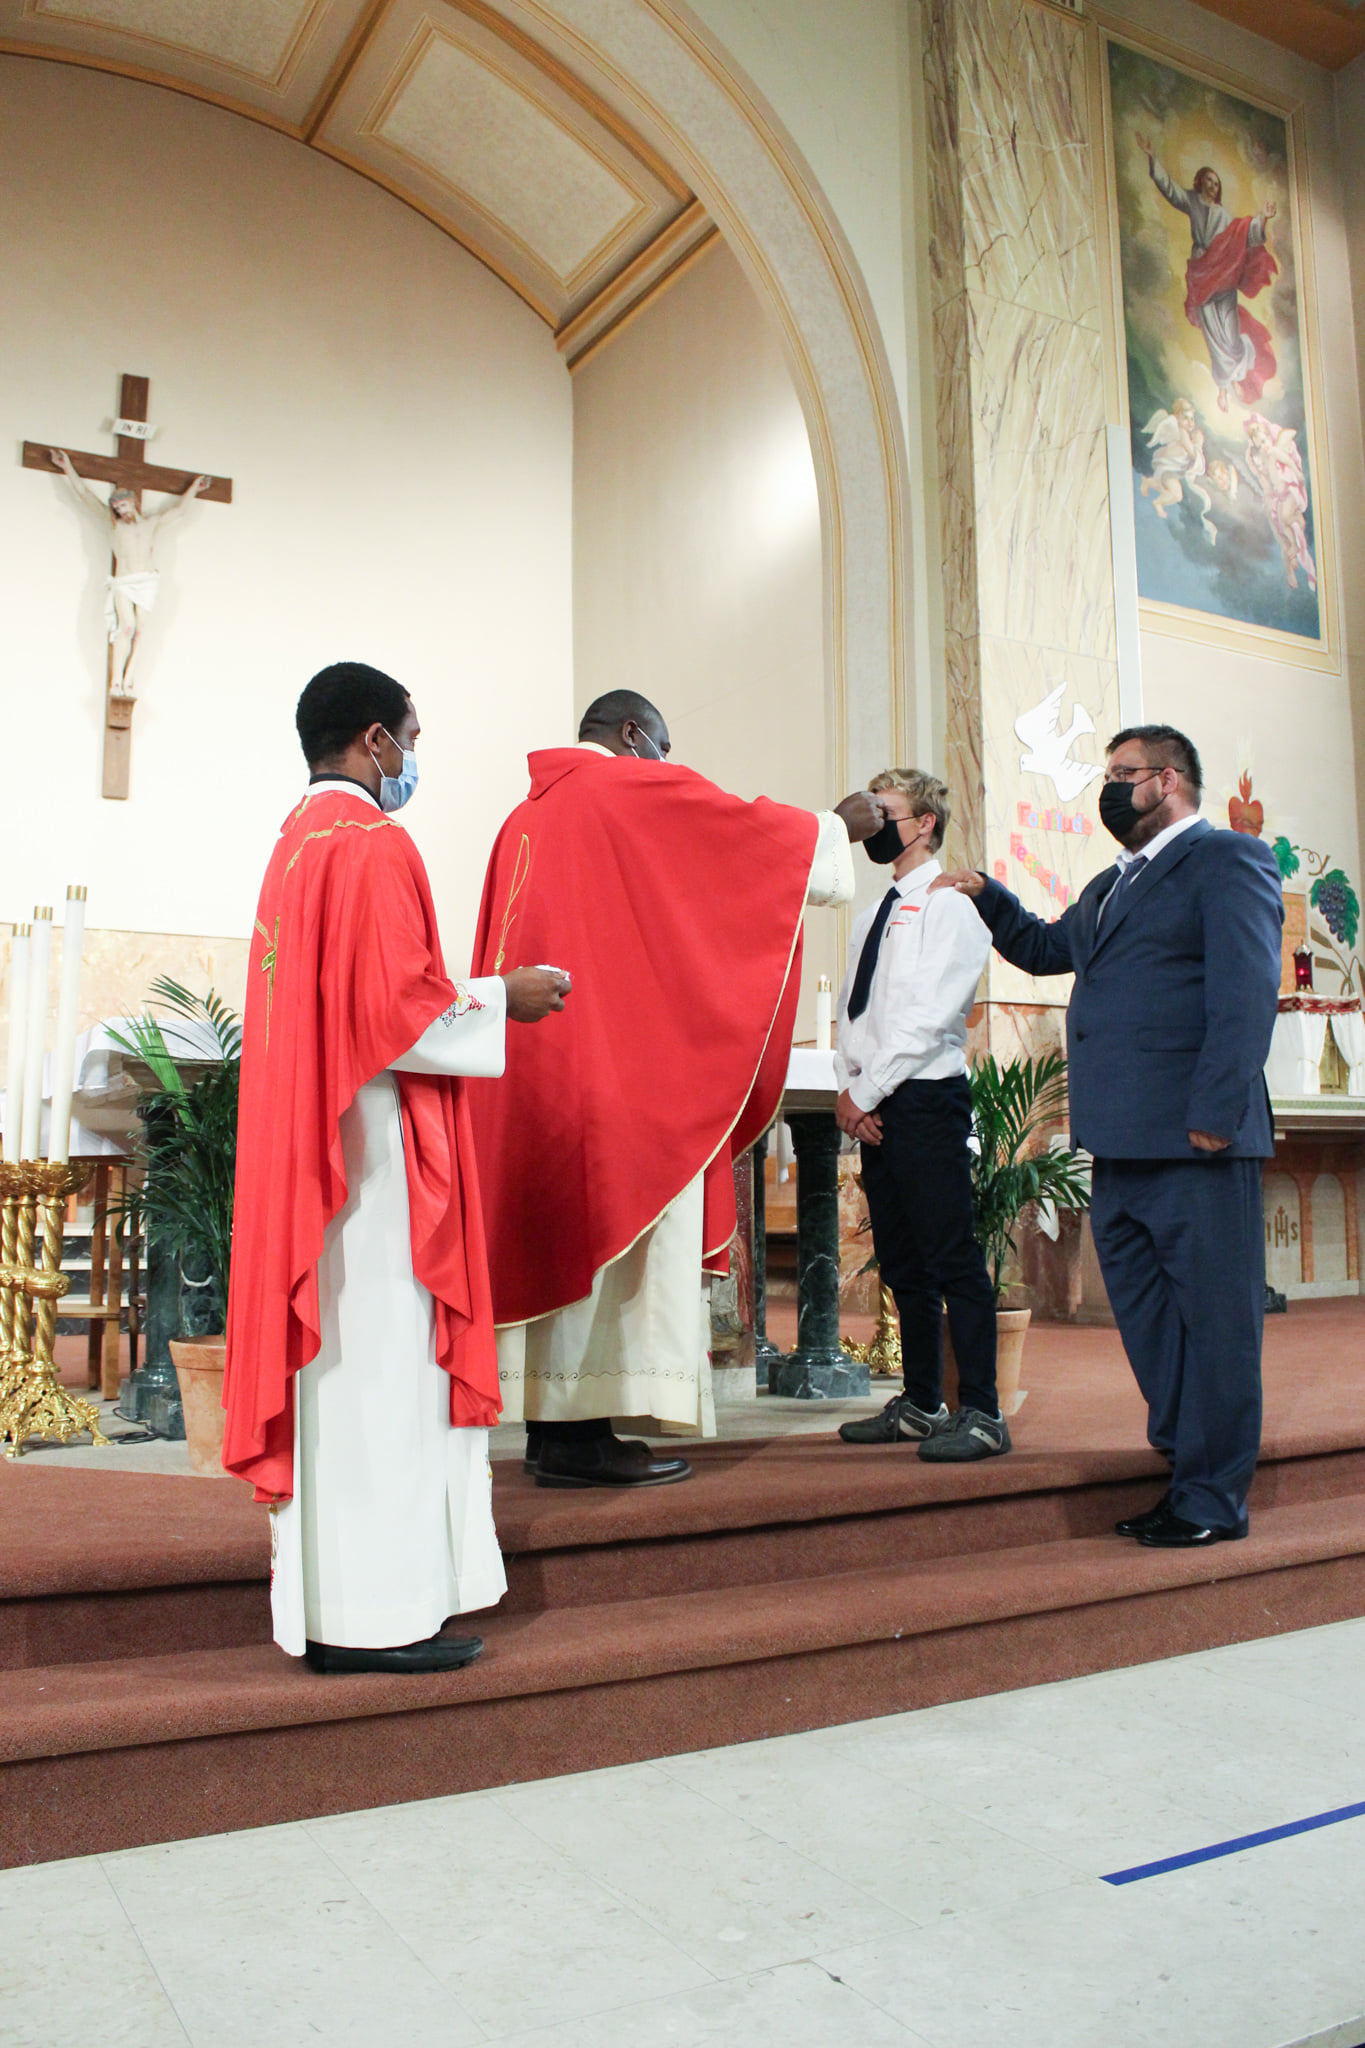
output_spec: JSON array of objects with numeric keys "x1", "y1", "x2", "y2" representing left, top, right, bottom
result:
[
  {"x1": 6, "y1": 1446, "x2": 1365, "y2": 1668},
  {"x1": 4, "y1": 1491, "x2": 1364, "y2": 1767},
  {"x1": 0, "y1": 1467, "x2": 264, "y2": 1599}
]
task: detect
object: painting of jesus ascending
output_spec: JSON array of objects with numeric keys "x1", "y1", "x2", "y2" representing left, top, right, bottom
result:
[{"x1": 1105, "y1": 37, "x2": 1323, "y2": 645}]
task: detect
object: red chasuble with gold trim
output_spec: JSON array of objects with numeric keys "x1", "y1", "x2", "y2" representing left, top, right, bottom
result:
[
  {"x1": 224, "y1": 791, "x2": 499, "y2": 1502},
  {"x1": 467, "y1": 749, "x2": 817, "y2": 1325}
]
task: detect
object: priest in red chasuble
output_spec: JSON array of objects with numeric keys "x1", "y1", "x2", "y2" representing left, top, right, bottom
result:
[
  {"x1": 467, "y1": 689, "x2": 882, "y2": 1488},
  {"x1": 224, "y1": 663, "x2": 568, "y2": 1674}
]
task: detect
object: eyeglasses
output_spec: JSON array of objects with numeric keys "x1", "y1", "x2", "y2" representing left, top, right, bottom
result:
[{"x1": 1102, "y1": 765, "x2": 1162, "y2": 787}]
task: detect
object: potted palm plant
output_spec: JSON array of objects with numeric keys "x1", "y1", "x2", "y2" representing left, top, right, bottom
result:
[
  {"x1": 114, "y1": 980, "x2": 239, "y2": 1476},
  {"x1": 965, "y1": 1050, "x2": 1090, "y2": 1412}
]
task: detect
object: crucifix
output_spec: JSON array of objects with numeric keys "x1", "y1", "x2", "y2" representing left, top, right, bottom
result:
[{"x1": 23, "y1": 374, "x2": 233, "y2": 800}]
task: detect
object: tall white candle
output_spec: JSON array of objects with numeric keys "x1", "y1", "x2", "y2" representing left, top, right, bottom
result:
[
  {"x1": 815, "y1": 975, "x2": 833, "y2": 1052},
  {"x1": 19, "y1": 908, "x2": 53, "y2": 1162},
  {"x1": 48, "y1": 886, "x2": 87, "y2": 1165},
  {"x1": 4, "y1": 926, "x2": 30, "y2": 1164}
]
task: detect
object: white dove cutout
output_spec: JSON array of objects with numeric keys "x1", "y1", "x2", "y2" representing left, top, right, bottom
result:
[{"x1": 1015, "y1": 683, "x2": 1102, "y2": 804}]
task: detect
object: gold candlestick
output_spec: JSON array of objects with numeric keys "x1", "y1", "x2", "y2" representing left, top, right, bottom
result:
[
  {"x1": 0, "y1": 1165, "x2": 23, "y2": 1396},
  {"x1": 842, "y1": 1282, "x2": 903, "y2": 1378},
  {"x1": 0, "y1": 1160, "x2": 108, "y2": 1457}
]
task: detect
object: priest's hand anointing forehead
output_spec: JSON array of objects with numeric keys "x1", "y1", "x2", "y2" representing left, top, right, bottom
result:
[{"x1": 833, "y1": 790, "x2": 886, "y2": 843}]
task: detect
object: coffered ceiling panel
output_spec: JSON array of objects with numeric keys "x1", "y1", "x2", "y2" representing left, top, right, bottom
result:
[
  {"x1": 0, "y1": 0, "x2": 370, "y2": 118},
  {"x1": 373, "y1": 31, "x2": 643, "y2": 281},
  {"x1": 318, "y1": 0, "x2": 689, "y2": 322},
  {"x1": 0, "y1": 0, "x2": 706, "y2": 330},
  {"x1": 28, "y1": 0, "x2": 321, "y2": 82}
]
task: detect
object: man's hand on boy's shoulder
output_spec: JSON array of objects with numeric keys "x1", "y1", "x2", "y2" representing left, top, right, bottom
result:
[{"x1": 928, "y1": 870, "x2": 985, "y2": 898}]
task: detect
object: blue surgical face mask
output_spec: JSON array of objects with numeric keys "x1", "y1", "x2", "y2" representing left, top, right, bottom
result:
[{"x1": 371, "y1": 730, "x2": 419, "y2": 812}]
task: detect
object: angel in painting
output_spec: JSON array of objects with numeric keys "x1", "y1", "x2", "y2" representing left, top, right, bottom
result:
[
  {"x1": 1141, "y1": 399, "x2": 1219, "y2": 542},
  {"x1": 1243, "y1": 413, "x2": 1316, "y2": 593}
]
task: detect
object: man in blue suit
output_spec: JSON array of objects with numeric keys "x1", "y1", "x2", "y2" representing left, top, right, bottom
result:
[{"x1": 934, "y1": 724, "x2": 1282, "y2": 1546}]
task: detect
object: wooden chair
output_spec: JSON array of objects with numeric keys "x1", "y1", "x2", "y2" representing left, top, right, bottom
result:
[{"x1": 63, "y1": 1160, "x2": 142, "y2": 1402}]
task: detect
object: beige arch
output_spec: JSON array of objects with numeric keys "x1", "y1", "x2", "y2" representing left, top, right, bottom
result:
[
  {"x1": 501, "y1": 0, "x2": 912, "y2": 788},
  {"x1": 6, "y1": 0, "x2": 913, "y2": 789}
]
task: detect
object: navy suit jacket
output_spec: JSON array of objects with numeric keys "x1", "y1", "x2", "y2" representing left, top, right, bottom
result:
[{"x1": 976, "y1": 820, "x2": 1283, "y2": 1160}]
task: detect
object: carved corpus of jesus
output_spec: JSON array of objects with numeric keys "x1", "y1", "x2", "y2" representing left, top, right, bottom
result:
[{"x1": 48, "y1": 448, "x2": 209, "y2": 698}]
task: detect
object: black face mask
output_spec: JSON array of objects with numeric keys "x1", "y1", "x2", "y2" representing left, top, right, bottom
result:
[
  {"x1": 864, "y1": 815, "x2": 908, "y2": 865},
  {"x1": 1098, "y1": 776, "x2": 1160, "y2": 846}
]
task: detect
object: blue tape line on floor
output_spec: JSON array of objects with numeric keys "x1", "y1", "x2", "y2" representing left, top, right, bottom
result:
[{"x1": 1101, "y1": 1799, "x2": 1365, "y2": 1885}]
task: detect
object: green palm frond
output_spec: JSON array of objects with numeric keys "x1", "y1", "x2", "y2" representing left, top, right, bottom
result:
[
  {"x1": 968, "y1": 1053, "x2": 1091, "y2": 1301},
  {"x1": 110, "y1": 982, "x2": 241, "y2": 1329},
  {"x1": 108, "y1": 1010, "x2": 186, "y2": 1096}
]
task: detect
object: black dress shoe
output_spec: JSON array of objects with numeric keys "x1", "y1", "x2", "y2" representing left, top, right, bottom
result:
[
  {"x1": 1114, "y1": 1490, "x2": 1171, "y2": 1537},
  {"x1": 304, "y1": 1633, "x2": 483, "y2": 1674},
  {"x1": 1134, "y1": 1504, "x2": 1246, "y2": 1548},
  {"x1": 536, "y1": 1435, "x2": 692, "y2": 1488}
]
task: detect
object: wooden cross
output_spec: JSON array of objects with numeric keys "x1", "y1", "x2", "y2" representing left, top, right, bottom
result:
[{"x1": 23, "y1": 373, "x2": 232, "y2": 800}]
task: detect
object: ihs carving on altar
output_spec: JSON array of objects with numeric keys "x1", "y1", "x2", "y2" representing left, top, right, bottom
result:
[{"x1": 23, "y1": 374, "x2": 233, "y2": 802}]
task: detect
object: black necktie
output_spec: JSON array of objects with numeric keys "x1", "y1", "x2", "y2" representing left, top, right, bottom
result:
[
  {"x1": 1102, "y1": 853, "x2": 1148, "y2": 921},
  {"x1": 847, "y1": 887, "x2": 900, "y2": 1019}
]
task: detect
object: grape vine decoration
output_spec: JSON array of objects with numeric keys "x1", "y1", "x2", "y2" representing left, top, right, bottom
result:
[{"x1": 1273, "y1": 837, "x2": 1361, "y2": 993}]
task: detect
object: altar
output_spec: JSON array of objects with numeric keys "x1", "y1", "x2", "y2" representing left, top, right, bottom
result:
[{"x1": 1264, "y1": 997, "x2": 1365, "y2": 1301}]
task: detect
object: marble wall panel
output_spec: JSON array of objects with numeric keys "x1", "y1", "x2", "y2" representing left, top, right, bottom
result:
[
  {"x1": 978, "y1": 632, "x2": 1119, "y2": 1005},
  {"x1": 951, "y1": 0, "x2": 1098, "y2": 330},
  {"x1": 0, "y1": 928, "x2": 249, "y2": 1074},
  {"x1": 1311, "y1": 1172, "x2": 1349, "y2": 1285},
  {"x1": 959, "y1": 134, "x2": 1098, "y2": 329},
  {"x1": 933, "y1": 293, "x2": 978, "y2": 648},
  {"x1": 943, "y1": 627, "x2": 986, "y2": 868},
  {"x1": 927, "y1": 0, "x2": 1120, "y2": 1030},
  {"x1": 922, "y1": 0, "x2": 967, "y2": 312},
  {"x1": 978, "y1": 999, "x2": 1066, "y2": 1065},
  {"x1": 967, "y1": 294, "x2": 1114, "y2": 660}
]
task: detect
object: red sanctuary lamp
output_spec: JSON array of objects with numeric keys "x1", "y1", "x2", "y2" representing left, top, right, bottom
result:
[{"x1": 1293, "y1": 943, "x2": 1314, "y2": 992}]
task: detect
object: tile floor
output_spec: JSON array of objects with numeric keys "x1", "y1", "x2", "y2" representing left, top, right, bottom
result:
[{"x1": 3, "y1": 1620, "x2": 1363, "y2": 2046}]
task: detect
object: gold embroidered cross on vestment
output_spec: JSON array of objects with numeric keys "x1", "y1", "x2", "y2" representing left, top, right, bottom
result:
[{"x1": 256, "y1": 916, "x2": 280, "y2": 1046}]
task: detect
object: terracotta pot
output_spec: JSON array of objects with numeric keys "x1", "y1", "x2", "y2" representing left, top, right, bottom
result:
[
  {"x1": 168, "y1": 1335, "x2": 230, "y2": 1478},
  {"x1": 993, "y1": 1306, "x2": 1032, "y2": 1417},
  {"x1": 942, "y1": 1305, "x2": 1032, "y2": 1417}
]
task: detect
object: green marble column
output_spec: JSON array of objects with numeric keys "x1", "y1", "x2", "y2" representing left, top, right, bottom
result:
[
  {"x1": 115, "y1": 1229, "x2": 185, "y2": 1438},
  {"x1": 770, "y1": 1112, "x2": 869, "y2": 1400}
]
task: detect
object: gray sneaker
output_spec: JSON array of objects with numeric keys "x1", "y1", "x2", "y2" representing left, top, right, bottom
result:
[
  {"x1": 917, "y1": 1406, "x2": 1011, "y2": 1461},
  {"x1": 839, "y1": 1394, "x2": 950, "y2": 1444}
]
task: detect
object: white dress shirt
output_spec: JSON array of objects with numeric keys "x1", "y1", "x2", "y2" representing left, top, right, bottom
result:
[
  {"x1": 834, "y1": 857, "x2": 991, "y2": 1114},
  {"x1": 1114, "y1": 809, "x2": 1201, "y2": 870},
  {"x1": 1100, "y1": 809, "x2": 1202, "y2": 919}
]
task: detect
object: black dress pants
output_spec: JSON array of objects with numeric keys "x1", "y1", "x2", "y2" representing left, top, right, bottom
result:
[
  {"x1": 859, "y1": 1074, "x2": 998, "y2": 1415},
  {"x1": 1089, "y1": 1155, "x2": 1265, "y2": 1530}
]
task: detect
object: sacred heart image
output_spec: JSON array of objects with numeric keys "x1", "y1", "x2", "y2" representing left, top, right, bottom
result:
[{"x1": 1105, "y1": 37, "x2": 1323, "y2": 646}]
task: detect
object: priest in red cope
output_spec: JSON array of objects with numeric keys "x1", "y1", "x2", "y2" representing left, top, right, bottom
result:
[
  {"x1": 224, "y1": 662, "x2": 568, "y2": 1674},
  {"x1": 467, "y1": 689, "x2": 883, "y2": 1488}
]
